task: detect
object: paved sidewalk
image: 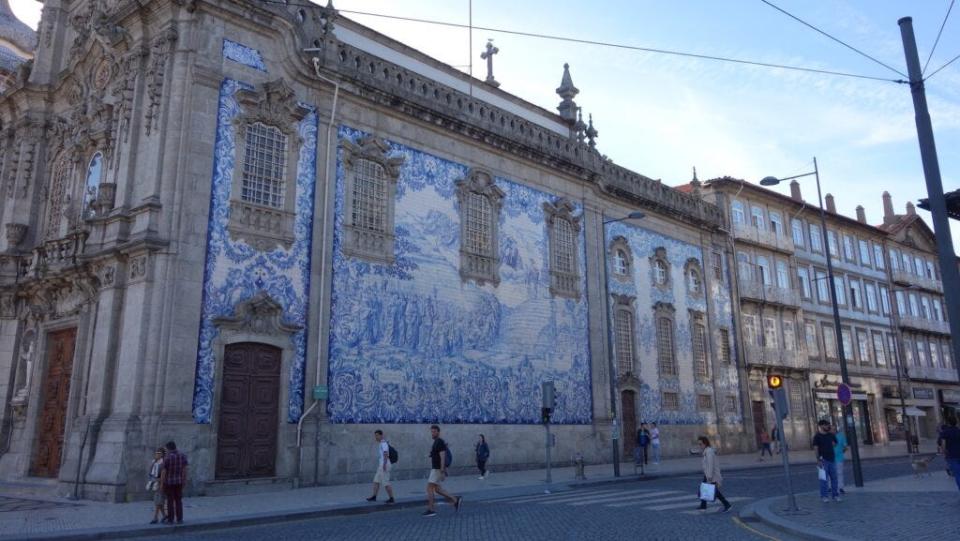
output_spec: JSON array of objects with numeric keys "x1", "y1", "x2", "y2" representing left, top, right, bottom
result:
[
  {"x1": 0, "y1": 442, "x2": 932, "y2": 541},
  {"x1": 749, "y1": 455, "x2": 959, "y2": 541}
]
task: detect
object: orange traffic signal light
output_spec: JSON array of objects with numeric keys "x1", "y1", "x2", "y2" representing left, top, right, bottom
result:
[{"x1": 767, "y1": 374, "x2": 784, "y2": 389}]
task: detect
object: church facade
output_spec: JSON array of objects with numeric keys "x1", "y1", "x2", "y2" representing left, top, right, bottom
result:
[{"x1": 0, "y1": 0, "x2": 747, "y2": 501}]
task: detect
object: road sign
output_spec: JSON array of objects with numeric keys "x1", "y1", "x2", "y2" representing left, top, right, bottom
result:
[{"x1": 837, "y1": 383, "x2": 852, "y2": 406}]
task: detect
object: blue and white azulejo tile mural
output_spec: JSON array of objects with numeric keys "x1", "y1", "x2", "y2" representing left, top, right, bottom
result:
[
  {"x1": 222, "y1": 39, "x2": 267, "y2": 72},
  {"x1": 327, "y1": 126, "x2": 592, "y2": 424},
  {"x1": 192, "y1": 79, "x2": 318, "y2": 424},
  {"x1": 605, "y1": 223, "x2": 741, "y2": 426}
]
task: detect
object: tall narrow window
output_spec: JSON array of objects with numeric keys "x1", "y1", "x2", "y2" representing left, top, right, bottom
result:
[
  {"x1": 763, "y1": 318, "x2": 779, "y2": 349},
  {"x1": 804, "y1": 321, "x2": 819, "y2": 356},
  {"x1": 823, "y1": 324, "x2": 838, "y2": 359},
  {"x1": 874, "y1": 244, "x2": 885, "y2": 269},
  {"x1": 692, "y1": 314, "x2": 709, "y2": 380},
  {"x1": 655, "y1": 304, "x2": 677, "y2": 377},
  {"x1": 925, "y1": 260, "x2": 937, "y2": 280},
  {"x1": 743, "y1": 314, "x2": 759, "y2": 347},
  {"x1": 896, "y1": 291, "x2": 907, "y2": 315},
  {"x1": 843, "y1": 234, "x2": 856, "y2": 262},
  {"x1": 545, "y1": 198, "x2": 581, "y2": 298},
  {"x1": 82, "y1": 152, "x2": 104, "y2": 219},
  {"x1": 827, "y1": 230, "x2": 839, "y2": 257},
  {"x1": 920, "y1": 297, "x2": 931, "y2": 320},
  {"x1": 810, "y1": 224, "x2": 823, "y2": 253},
  {"x1": 731, "y1": 200, "x2": 745, "y2": 225},
  {"x1": 241, "y1": 123, "x2": 288, "y2": 208},
  {"x1": 719, "y1": 328, "x2": 731, "y2": 363},
  {"x1": 775, "y1": 260, "x2": 790, "y2": 289},
  {"x1": 789, "y1": 381, "x2": 805, "y2": 416},
  {"x1": 880, "y1": 286, "x2": 891, "y2": 315},
  {"x1": 841, "y1": 328, "x2": 854, "y2": 360},
  {"x1": 930, "y1": 341, "x2": 942, "y2": 368},
  {"x1": 858, "y1": 239, "x2": 871, "y2": 267},
  {"x1": 457, "y1": 169, "x2": 504, "y2": 285},
  {"x1": 909, "y1": 293, "x2": 920, "y2": 317},
  {"x1": 798, "y1": 267, "x2": 812, "y2": 299},
  {"x1": 737, "y1": 252, "x2": 753, "y2": 283},
  {"x1": 342, "y1": 135, "x2": 403, "y2": 262},
  {"x1": 833, "y1": 275, "x2": 846, "y2": 305},
  {"x1": 615, "y1": 250, "x2": 629, "y2": 275},
  {"x1": 889, "y1": 249, "x2": 900, "y2": 271},
  {"x1": 865, "y1": 283, "x2": 878, "y2": 313},
  {"x1": 756, "y1": 256, "x2": 771, "y2": 285},
  {"x1": 933, "y1": 299, "x2": 943, "y2": 321},
  {"x1": 904, "y1": 337, "x2": 915, "y2": 366},
  {"x1": 712, "y1": 251, "x2": 723, "y2": 281},
  {"x1": 857, "y1": 329, "x2": 871, "y2": 365},
  {"x1": 44, "y1": 155, "x2": 71, "y2": 239},
  {"x1": 783, "y1": 319, "x2": 796, "y2": 351},
  {"x1": 614, "y1": 309, "x2": 635, "y2": 375},
  {"x1": 610, "y1": 236, "x2": 632, "y2": 281},
  {"x1": 792, "y1": 218, "x2": 805, "y2": 248},
  {"x1": 815, "y1": 270, "x2": 829, "y2": 302},
  {"x1": 872, "y1": 331, "x2": 887, "y2": 366},
  {"x1": 848, "y1": 278, "x2": 861, "y2": 310},
  {"x1": 902, "y1": 252, "x2": 912, "y2": 274},
  {"x1": 769, "y1": 211, "x2": 783, "y2": 237},
  {"x1": 914, "y1": 256, "x2": 924, "y2": 277},
  {"x1": 651, "y1": 248, "x2": 671, "y2": 289},
  {"x1": 751, "y1": 206, "x2": 765, "y2": 230},
  {"x1": 685, "y1": 259, "x2": 703, "y2": 296}
]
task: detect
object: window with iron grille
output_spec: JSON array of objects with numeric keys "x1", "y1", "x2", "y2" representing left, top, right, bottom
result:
[
  {"x1": 697, "y1": 394, "x2": 713, "y2": 411},
  {"x1": 615, "y1": 309, "x2": 635, "y2": 375},
  {"x1": 662, "y1": 392, "x2": 680, "y2": 411},
  {"x1": 351, "y1": 158, "x2": 387, "y2": 233},
  {"x1": 712, "y1": 251, "x2": 723, "y2": 281},
  {"x1": 553, "y1": 218, "x2": 575, "y2": 274},
  {"x1": 657, "y1": 317, "x2": 677, "y2": 376},
  {"x1": 789, "y1": 381, "x2": 805, "y2": 416},
  {"x1": 465, "y1": 192, "x2": 493, "y2": 256},
  {"x1": 724, "y1": 395, "x2": 738, "y2": 413},
  {"x1": 241, "y1": 122, "x2": 287, "y2": 209},
  {"x1": 45, "y1": 155, "x2": 71, "y2": 239},
  {"x1": 719, "y1": 328, "x2": 731, "y2": 363},
  {"x1": 693, "y1": 323, "x2": 709, "y2": 380}
]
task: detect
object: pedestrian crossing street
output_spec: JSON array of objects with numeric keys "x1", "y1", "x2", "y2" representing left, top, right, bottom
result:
[{"x1": 482, "y1": 487, "x2": 751, "y2": 515}]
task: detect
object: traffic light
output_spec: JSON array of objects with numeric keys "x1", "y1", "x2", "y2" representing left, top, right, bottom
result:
[
  {"x1": 767, "y1": 374, "x2": 784, "y2": 390},
  {"x1": 767, "y1": 374, "x2": 789, "y2": 420},
  {"x1": 541, "y1": 407, "x2": 552, "y2": 424}
]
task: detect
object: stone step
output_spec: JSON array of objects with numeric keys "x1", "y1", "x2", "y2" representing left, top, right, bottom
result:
[{"x1": 201, "y1": 477, "x2": 294, "y2": 497}]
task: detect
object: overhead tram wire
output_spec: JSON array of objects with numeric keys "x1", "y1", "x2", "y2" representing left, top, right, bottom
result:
[
  {"x1": 758, "y1": 0, "x2": 908, "y2": 78},
  {"x1": 925, "y1": 51, "x2": 960, "y2": 81},
  {"x1": 923, "y1": 0, "x2": 955, "y2": 75},
  {"x1": 264, "y1": 1, "x2": 904, "y2": 85}
]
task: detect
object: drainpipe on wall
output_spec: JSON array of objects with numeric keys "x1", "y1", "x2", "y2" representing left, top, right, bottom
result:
[{"x1": 294, "y1": 54, "x2": 340, "y2": 489}]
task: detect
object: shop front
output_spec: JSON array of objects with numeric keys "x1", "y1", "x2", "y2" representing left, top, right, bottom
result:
[
  {"x1": 909, "y1": 386, "x2": 940, "y2": 439},
  {"x1": 882, "y1": 385, "x2": 909, "y2": 442},
  {"x1": 939, "y1": 389, "x2": 960, "y2": 422}
]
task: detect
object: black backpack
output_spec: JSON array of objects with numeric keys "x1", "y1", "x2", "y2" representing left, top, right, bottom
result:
[{"x1": 388, "y1": 444, "x2": 398, "y2": 464}]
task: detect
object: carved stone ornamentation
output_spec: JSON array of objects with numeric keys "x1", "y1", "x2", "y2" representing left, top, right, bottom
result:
[
  {"x1": 128, "y1": 255, "x2": 148, "y2": 281},
  {"x1": 145, "y1": 26, "x2": 179, "y2": 136},
  {"x1": 212, "y1": 291, "x2": 303, "y2": 337},
  {"x1": 5, "y1": 223, "x2": 27, "y2": 248},
  {"x1": 456, "y1": 169, "x2": 504, "y2": 287},
  {"x1": 341, "y1": 135, "x2": 404, "y2": 264},
  {"x1": 93, "y1": 182, "x2": 116, "y2": 215}
]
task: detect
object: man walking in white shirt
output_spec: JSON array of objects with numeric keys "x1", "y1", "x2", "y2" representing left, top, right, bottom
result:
[{"x1": 366, "y1": 430, "x2": 395, "y2": 504}]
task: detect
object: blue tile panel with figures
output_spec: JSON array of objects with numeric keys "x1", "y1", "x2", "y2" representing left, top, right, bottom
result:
[
  {"x1": 327, "y1": 126, "x2": 593, "y2": 425},
  {"x1": 605, "y1": 222, "x2": 742, "y2": 426},
  {"x1": 192, "y1": 79, "x2": 318, "y2": 424},
  {"x1": 222, "y1": 39, "x2": 268, "y2": 72}
]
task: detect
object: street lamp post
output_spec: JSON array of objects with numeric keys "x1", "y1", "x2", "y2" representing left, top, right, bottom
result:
[
  {"x1": 760, "y1": 158, "x2": 864, "y2": 487},
  {"x1": 601, "y1": 210, "x2": 645, "y2": 478}
]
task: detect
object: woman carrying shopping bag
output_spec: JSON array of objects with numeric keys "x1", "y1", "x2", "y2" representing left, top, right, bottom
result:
[{"x1": 698, "y1": 436, "x2": 732, "y2": 512}]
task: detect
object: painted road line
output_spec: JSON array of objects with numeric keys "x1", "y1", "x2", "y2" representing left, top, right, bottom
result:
[
  {"x1": 486, "y1": 489, "x2": 621, "y2": 504},
  {"x1": 605, "y1": 494, "x2": 698, "y2": 508},
  {"x1": 564, "y1": 490, "x2": 682, "y2": 506}
]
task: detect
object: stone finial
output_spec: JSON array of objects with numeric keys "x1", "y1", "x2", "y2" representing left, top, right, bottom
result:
[
  {"x1": 574, "y1": 107, "x2": 586, "y2": 143},
  {"x1": 480, "y1": 39, "x2": 500, "y2": 88},
  {"x1": 825, "y1": 193, "x2": 836, "y2": 214},
  {"x1": 586, "y1": 113, "x2": 597, "y2": 148},
  {"x1": 856, "y1": 205, "x2": 866, "y2": 223},
  {"x1": 906, "y1": 201, "x2": 916, "y2": 216},
  {"x1": 790, "y1": 180, "x2": 802, "y2": 201},
  {"x1": 882, "y1": 191, "x2": 895, "y2": 223},
  {"x1": 556, "y1": 63, "x2": 579, "y2": 124}
]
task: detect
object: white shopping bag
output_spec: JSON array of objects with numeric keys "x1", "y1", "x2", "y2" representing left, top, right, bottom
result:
[
  {"x1": 699, "y1": 482, "x2": 716, "y2": 502},
  {"x1": 817, "y1": 467, "x2": 827, "y2": 481}
]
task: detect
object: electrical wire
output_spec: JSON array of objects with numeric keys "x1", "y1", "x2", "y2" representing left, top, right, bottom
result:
[
  {"x1": 923, "y1": 0, "x2": 955, "y2": 75},
  {"x1": 925, "y1": 51, "x2": 960, "y2": 81},
  {"x1": 758, "y1": 0, "x2": 908, "y2": 78},
  {"x1": 261, "y1": 0, "x2": 904, "y2": 84}
]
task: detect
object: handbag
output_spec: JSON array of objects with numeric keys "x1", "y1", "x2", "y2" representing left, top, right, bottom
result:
[
  {"x1": 699, "y1": 482, "x2": 716, "y2": 502},
  {"x1": 817, "y1": 467, "x2": 827, "y2": 481}
]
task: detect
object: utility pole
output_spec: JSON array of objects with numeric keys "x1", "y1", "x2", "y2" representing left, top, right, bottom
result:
[{"x1": 898, "y1": 18, "x2": 960, "y2": 383}]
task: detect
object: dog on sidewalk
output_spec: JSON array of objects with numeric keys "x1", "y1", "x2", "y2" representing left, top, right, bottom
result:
[{"x1": 910, "y1": 454, "x2": 937, "y2": 477}]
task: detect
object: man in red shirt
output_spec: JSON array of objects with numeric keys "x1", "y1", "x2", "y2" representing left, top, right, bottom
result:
[{"x1": 159, "y1": 441, "x2": 188, "y2": 524}]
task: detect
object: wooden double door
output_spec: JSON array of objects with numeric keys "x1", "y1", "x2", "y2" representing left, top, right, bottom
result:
[
  {"x1": 216, "y1": 342, "x2": 281, "y2": 480},
  {"x1": 31, "y1": 328, "x2": 77, "y2": 478}
]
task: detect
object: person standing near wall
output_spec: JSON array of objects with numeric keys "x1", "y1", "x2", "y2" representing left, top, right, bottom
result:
[
  {"x1": 832, "y1": 425, "x2": 848, "y2": 495},
  {"x1": 636, "y1": 423, "x2": 651, "y2": 466},
  {"x1": 159, "y1": 441, "x2": 188, "y2": 524},
  {"x1": 650, "y1": 422, "x2": 661, "y2": 465},
  {"x1": 475, "y1": 434, "x2": 490, "y2": 480},
  {"x1": 812, "y1": 420, "x2": 840, "y2": 503}
]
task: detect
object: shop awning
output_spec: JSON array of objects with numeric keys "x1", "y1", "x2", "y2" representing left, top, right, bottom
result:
[
  {"x1": 905, "y1": 406, "x2": 926, "y2": 417},
  {"x1": 815, "y1": 391, "x2": 868, "y2": 401}
]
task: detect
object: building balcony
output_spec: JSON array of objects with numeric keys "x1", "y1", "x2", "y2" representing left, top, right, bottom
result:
[
  {"x1": 907, "y1": 364, "x2": 959, "y2": 383},
  {"x1": 745, "y1": 345, "x2": 807, "y2": 370},
  {"x1": 898, "y1": 315, "x2": 951, "y2": 335},
  {"x1": 732, "y1": 222, "x2": 795, "y2": 254},
  {"x1": 891, "y1": 269, "x2": 943, "y2": 293},
  {"x1": 739, "y1": 281, "x2": 800, "y2": 307}
]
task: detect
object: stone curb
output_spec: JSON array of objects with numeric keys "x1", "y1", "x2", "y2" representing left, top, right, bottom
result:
[
  {"x1": 748, "y1": 494, "x2": 852, "y2": 541},
  {"x1": 0, "y1": 454, "x2": 911, "y2": 541}
]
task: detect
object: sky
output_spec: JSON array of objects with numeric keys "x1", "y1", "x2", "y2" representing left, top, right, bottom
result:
[{"x1": 11, "y1": 0, "x2": 960, "y2": 244}]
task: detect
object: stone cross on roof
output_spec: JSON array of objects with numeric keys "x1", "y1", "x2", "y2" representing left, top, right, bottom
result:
[{"x1": 480, "y1": 39, "x2": 500, "y2": 88}]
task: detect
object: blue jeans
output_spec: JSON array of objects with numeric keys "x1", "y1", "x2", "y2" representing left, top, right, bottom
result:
[
  {"x1": 819, "y1": 461, "x2": 839, "y2": 499},
  {"x1": 947, "y1": 458, "x2": 960, "y2": 493}
]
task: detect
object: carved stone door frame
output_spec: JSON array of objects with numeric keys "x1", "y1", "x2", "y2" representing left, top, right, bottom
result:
[{"x1": 210, "y1": 292, "x2": 301, "y2": 479}]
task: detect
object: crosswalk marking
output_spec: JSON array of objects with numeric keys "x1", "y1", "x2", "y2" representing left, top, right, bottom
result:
[
  {"x1": 677, "y1": 497, "x2": 752, "y2": 514},
  {"x1": 565, "y1": 490, "x2": 681, "y2": 506},
  {"x1": 605, "y1": 493, "x2": 696, "y2": 508},
  {"x1": 488, "y1": 489, "x2": 621, "y2": 504},
  {"x1": 644, "y1": 496, "x2": 749, "y2": 511}
]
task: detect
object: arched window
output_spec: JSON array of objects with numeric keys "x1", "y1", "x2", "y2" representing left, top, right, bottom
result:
[
  {"x1": 650, "y1": 247, "x2": 670, "y2": 289},
  {"x1": 241, "y1": 122, "x2": 288, "y2": 209},
  {"x1": 82, "y1": 152, "x2": 104, "y2": 219},
  {"x1": 687, "y1": 267, "x2": 701, "y2": 294},
  {"x1": 609, "y1": 236, "x2": 633, "y2": 283},
  {"x1": 44, "y1": 155, "x2": 71, "y2": 239},
  {"x1": 464, "y1": 192, "x2": 493, "y2": 255},
  {"x1": 614, "y1": 249, "x2": 629, "y2": 275}
]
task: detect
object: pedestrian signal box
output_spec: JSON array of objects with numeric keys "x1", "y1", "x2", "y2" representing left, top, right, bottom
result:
[{"x1": 767, "y1": 374, "x2": 783, "y2": 389}]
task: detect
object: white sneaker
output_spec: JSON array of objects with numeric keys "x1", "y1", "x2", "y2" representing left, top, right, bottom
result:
[
  {"x1": 821, "y1": 497, "x2": 830, "y2": 503},
  {"x1": 478, "y1": 476, "x2": 484, "y2": 480}
]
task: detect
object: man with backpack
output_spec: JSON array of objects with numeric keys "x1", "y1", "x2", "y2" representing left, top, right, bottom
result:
[
  {"x1": 367, "y1": 430, "x2": 395, "y2": 504},
  {"x1": 424, "y1": 425, "x2": 462, "y2": 517}
]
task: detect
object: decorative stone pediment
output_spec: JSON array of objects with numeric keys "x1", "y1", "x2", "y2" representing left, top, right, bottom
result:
[
  {"x1": 543, "y1": 197, "x2": 582, "y2": 299},
  {"x1": 212, "y1": 292, "x2": 302, "y2": 337},
  {"x1": 234, "y1": 79, "x2": 310, "y2": 137},
  {"x1": 616, "y1": 372, "x2": 642, "y2": 391},
  {"x1": 456, "y1": 168, "x2": 505, "y2": 286}
]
